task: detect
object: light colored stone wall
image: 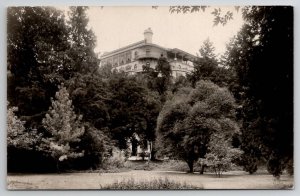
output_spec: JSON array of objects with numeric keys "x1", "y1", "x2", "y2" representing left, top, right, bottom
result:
[{"x1": 101, "y1": 45, "x2": 195, "y2": 78}]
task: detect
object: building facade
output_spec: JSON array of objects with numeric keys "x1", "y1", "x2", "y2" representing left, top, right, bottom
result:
[{"x1": 100, "y1": 28, "x2": 197, "y2": 78}]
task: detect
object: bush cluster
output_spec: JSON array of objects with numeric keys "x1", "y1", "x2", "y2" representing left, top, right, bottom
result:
[
  {"x1": 101, "y1": 177, "x2": 202, "y2": 190},
  {"x1": 102, "y1": 149, "x2": 126, "y2": 170}
]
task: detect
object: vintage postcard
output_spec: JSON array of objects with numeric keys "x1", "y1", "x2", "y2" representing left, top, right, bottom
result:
[{"x1": 7, "y1": 6, "x2": 293, "y2": 190}]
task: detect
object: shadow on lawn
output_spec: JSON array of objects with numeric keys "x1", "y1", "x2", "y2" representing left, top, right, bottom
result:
[{"x1": 157, "y1": 171, "x2": 250, "y2": 178}]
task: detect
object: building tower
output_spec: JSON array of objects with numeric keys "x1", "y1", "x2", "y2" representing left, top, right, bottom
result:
[{"x1": 144, "y1": 28, "x2": 153, "y2": 44}]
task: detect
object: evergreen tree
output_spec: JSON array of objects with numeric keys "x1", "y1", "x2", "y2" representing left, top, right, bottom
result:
[
  {"x1": 188, "y1": 39, "x2": 231, "y2": 88},
  {"x1": 225, "y1": 6, "x2": 293, "y2": 177},
  {"x1": 67, "y1": 6, "x2": 99, "y2": 75},
  {"x1": 199, "y1": 38, "x2": 217, "y2": 59},
  {"x1": 41, "y1": 84, "x2": 85, "y2": 171}
]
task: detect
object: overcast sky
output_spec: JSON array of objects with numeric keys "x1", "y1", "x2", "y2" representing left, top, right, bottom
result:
[{"x1": 87, "y1": 6, "x2": 244, "y2": 58}]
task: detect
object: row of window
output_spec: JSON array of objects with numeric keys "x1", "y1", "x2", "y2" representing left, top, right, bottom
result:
[
  {"x1": 102, "y1": 51, "x2": 132, "y2": 67},
  {"x1": 102, "y1": 48, "x2": 154, "y2": 67}
]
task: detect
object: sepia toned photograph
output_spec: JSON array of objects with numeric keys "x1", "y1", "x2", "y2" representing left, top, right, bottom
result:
[{"x1": 6, "y1": 6, "x2": 293, "y2": 190}]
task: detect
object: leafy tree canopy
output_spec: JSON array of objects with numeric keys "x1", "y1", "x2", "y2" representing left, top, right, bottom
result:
[
  {"x1": 107, "y1": 73, "x2": 161, "y2": 149},
  {"x1": 156, "y1": 80, "x2": 238, "y2": 172}
]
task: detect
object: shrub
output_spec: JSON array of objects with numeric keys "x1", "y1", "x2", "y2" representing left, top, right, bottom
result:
[
  {"x1": 102, "y1": 148, "x2": 126, "y2": 170},
  {"x1": 202, "y1": 136, "x2": 243, "y2": 177},
  {"x1": 7, "y1": 104, "x2": 41, "y2": 150},
  {"x1": 101, "y1": 177, "x2": 202, "y2": 190},
  {"x1": 267, "y1": 156, "x2": 284, "y2": 178},
  {"x1": 7, "y1": 104, "x2": 46, "y2": 173},
  {"x1": 286, "y1": 158, "x2": 294, "y2": 176},
  {"x1": 241, "y1": 155, "x2": 259, "y2": 174},
  {"x1": 159, "y1": 160, "x2": 189, "y2": 171},
  {"x1": 72, "y1": 125, "x2": 113, "y2": 170}
]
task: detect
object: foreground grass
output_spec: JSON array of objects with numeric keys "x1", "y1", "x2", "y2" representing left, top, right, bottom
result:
[
  {"x1": 7, "y1": 170, "x2": 293, "y2": 189},
  {"x1": 101, "y1": 177, "x2": 202, "y2": 190}
]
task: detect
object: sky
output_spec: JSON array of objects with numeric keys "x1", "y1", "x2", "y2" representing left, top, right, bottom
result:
[{"x1": 87, "y1": 6, "x2": 245, "y2": 58}]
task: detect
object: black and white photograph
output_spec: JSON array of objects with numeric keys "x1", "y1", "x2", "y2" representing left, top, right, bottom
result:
[{"x1": 6, "y1": 5, "x2": 294, "y2": 190}]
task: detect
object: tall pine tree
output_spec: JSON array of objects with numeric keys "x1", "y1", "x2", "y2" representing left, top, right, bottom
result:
[{"x1": 41, "y1": 84, "x2": 85, "y2": 170}]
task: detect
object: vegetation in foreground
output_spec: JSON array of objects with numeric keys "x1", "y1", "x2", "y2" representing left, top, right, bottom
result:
[{"x1": 101, "y1": 177, "x2": 202, "y2": 190}]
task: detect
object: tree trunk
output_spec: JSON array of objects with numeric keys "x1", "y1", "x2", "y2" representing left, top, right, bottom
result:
[
  {"x1": 200, "y1": 164, "x2": 206, "y2": 174},
  {"x1": 150, "y1": 150, "x2": 156, "y2": 161},
  {"x1": 187, "y1": 160, "x2": 194, "y2": 173},
  {"x1": 150, "y1": 142, "x2": 157, "y2": 161},
  {"x1": 56, "y1": 161, "x2": 60, "y2": 173}
]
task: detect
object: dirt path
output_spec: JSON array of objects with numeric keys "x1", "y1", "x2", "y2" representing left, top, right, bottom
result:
[{"x1": 7, "y1": 170, "x2": 293, "y2": 190}]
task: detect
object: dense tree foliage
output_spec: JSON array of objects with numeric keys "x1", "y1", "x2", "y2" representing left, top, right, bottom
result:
[
  {"x1": 172, "y1": 5, "x2": 293, "y2": 177},
  {"x1": 67, "y1": 6, "x2": 99, "y2": 75},
  {"x1": 142, "y1": 56, "x2": 172, "y2": 102},
  {"x1": 155, "y1": 56, "x2": 172, "y2": 95},
  {"x1": 224, "y1": 6, "x2": 293, "y2": 177},
  {"x1": 7, "y1": 6, "x2": 100, "y2": 127},
  {"x1": 7, "y1": 6, "x2": 109, "y2": 172},
  {"x1": 156, "y1": 81, "x2": 239, "y2": 172},
  {"x1": 7, "y1": 7, "x2": 69, "y2": 128},
  {"x1": 67, "y1": 70, "x2": 161, "y2": 158},
  {"x1": 187, "y1": 39, "x2": 233, "y2": 88},
  {"x1": 171, "y1": 75, "x2": 191, "y2": 93},
  {"x1": 67, "y1": 73, "x2": 110, "y2": 128},
  {"x1": 107, "y1": 73, "x2": 161, "y2": 149},
  {"x1": 188, "y1": 39, "x2": 217, "y2": 87},
  {"x1": 76, "y1": 125, "x2": 113, "y2": 169}
]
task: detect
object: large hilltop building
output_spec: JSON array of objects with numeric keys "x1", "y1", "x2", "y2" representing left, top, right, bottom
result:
[{"x1": 100, "y1": 28, "x2": 197, "y2": 78}]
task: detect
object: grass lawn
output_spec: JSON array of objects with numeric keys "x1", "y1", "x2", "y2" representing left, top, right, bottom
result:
[{"x1": 7, "y1": 169, "x2": 293, "y2": 190}]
